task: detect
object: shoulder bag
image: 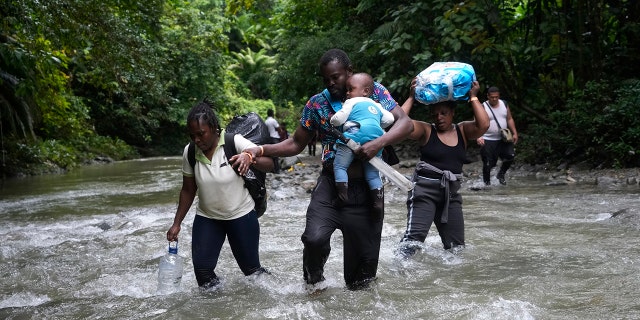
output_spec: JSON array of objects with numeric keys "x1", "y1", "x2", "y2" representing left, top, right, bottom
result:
[{"x1": 485, "y1": 101, "x2": 513, "y2": 143}]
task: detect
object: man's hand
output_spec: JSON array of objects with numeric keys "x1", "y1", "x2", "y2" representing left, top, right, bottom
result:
[
  {"x1": 229, "y1": 152, "x2": 254, "y2": 176},
  {"x1": 356, "y1": 139, "x2": 384, "y2": 161}
]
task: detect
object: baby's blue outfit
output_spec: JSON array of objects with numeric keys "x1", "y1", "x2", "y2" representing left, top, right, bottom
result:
[{"x1": 331, "y1": 97, "x2": 394, "y2": 190}]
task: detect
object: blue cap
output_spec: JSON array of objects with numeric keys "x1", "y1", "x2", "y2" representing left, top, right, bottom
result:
[{"x1": 168, "y1": 241, "x2": 178, "y2": 254}]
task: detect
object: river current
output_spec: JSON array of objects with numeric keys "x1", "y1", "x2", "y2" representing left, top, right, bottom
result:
[{"x1": 1, "y1": 154, "x2": 639, "y2": 319}]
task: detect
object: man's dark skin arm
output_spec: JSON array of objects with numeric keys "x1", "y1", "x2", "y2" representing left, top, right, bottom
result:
[
  {"x1": 356, "y1": 105, "x2": 413, "y2": 160},
  {"x1": 244, "y1": 125, "x2": 313, "y2": 160},
  {"x1": 244, "y1": 104, "x2": 412, "y2": 165}
]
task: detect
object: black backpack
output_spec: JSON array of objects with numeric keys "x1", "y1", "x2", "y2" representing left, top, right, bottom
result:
[{"x1": 187, "y1": 112, "x2": 270, "y2": 217}]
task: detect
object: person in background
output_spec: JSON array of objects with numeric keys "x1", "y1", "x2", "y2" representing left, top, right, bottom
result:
[
  {"x1": 476, "y1": 86, "x2": 518, "y2": 185},
  {"x1": 278, "y1": 123, "x2": 289, "y2": 142},
  {"x1": 166, "y1": 100, "x2": 273, "y2": 289},
  {"x1": 398, "y1": 79, "x2": 489, "y2": 257},
  {"x1": 265, "y1": 109, "x2": 282, "y2": 173},
  {"x1": 243, "y1": 48, "x2": 412, "y2": 291},
  {"x1": 307, "y1": 129, "x2": 318, "y2": 156},
  {"x1": 330, "y1": 72, "x2": 394, "y2": 219}
]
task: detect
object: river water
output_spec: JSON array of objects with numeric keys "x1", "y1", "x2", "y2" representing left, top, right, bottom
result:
[{"x1": 1, "y1": 154, "x2": 639, "y2": 319}]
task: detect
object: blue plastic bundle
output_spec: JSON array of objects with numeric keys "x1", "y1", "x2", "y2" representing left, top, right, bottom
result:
[{"x1": 415, "y1": 62, "x2": 476, "y2": 105}]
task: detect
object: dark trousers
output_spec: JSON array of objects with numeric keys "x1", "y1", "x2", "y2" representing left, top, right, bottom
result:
[
  {"x1": 308, "y1": 142, "x2": 316, "y2": 156},
  {"x1": 480, "y1": 139, "x2": 515, "y2": 183},
  {"x1": 401, "y1": 176, "x2": 464, "y2": 250},
  {"x1": 301, "y1": 173, "x2": 383, "y2": 289},
  {"x1": 191, "y1": 211, "x2": 262, "y2": 287}
]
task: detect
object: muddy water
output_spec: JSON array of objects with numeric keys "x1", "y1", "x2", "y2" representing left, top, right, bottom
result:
[{"x1": 1, "y1": 155, "x2": 639, "y2": 319}]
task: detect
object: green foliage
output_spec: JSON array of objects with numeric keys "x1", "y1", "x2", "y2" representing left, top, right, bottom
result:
[
  {"x1": 75, "y1": 135, "x2": 139, "y2": 161},
  {"x1": 274, "y1": 0, "x2": 354, "y2": 36},
  {"x1": 0, "y1": 37, "x2": 37, "y2": 140},
  {"x1": 218, "y1": 96, "x2": 277, "y2": 127},
  {"x1": 2, "y1": 0, "x2": 640, "y2": 176},
  {"x1": 159, "y1": 0, "x2": 228, "y2": 111},
  {"x1": 3, "y1": 142, "x2": 65, "y2": 176},
  {"x1": 587, "y1": 80, "x2": 640, "y2": 167},
  {"x1": 38, "y1": 140, "x2": 78, "y2": 170},
  {"x1": 357, "y1": 0, "x2": 488, "y2": 97},
  {"x1": 229, "y1": 48, "x2": 276, "y2": 99},
  {"x1": 2, "y1": 134, "x2": 137, "y2": 177},
  {"x1": 226, "y1": 2, "x2": 278, "y2": 51},
  {"x1": 518, "y1": 79, "x2": 640, "y2": 168},
  {"x1": 214, "y1": 69, "x2": 278, "y2": 129},
  {"x1": 0, "y1": 24, "x2": 88, "y2": 142},
  {"x1": 269, "y1": 28, "x2": 366, "y2": 108},
  {"x1": 274, "y1": 100, "x2": 302, "y2": 134}
]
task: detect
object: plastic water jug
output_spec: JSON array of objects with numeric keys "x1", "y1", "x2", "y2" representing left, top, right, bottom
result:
[{"x1": 157, "y1": 241, "x2": 183, "y2": 294}]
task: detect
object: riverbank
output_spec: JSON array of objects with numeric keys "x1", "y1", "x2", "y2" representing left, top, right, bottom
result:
[
  {"x1": 273, "y1": 141, "x2": 640, "y2": 190},
  {"x1": 5, "y1": 140, "x2": 638, "y2": 189}
]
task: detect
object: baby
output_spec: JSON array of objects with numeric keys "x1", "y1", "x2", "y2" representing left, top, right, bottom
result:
[{"x1": 330, "y1": 72, "x2": 394, "y2": 217}]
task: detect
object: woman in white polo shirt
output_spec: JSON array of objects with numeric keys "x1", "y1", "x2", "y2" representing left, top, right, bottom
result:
[{"x1": 166, "y1": 100, "x2": 274, "y2": 289}]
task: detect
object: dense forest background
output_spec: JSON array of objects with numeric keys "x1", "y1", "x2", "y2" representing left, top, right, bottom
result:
[{"x1": 1, "y1": 0, "x2": 639, "y2": 177}]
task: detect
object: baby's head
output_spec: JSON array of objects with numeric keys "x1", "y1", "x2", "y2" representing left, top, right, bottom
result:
[{"x1": 346, "y1": 73, "x2": 374, "y2": 99}]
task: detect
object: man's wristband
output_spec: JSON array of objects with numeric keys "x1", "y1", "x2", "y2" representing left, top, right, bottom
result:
[{"x1": 469, "y1": 97, "x2": 479, "y2": 102}]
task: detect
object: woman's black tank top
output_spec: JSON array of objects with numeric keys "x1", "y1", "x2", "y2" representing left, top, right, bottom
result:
[{"x1": 419, "y1": 124, "x2": 466, "y2": 174}]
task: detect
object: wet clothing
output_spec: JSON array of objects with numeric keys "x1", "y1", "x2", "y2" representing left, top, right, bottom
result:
[
  {"x1": 413, "y1": 161, "x2": 462, "y2": 223},
  {"x1": 401, "y1": 124, "x2": 466, "y2": 250},
  {"x1": 303, "y1": 173, "x2": 383, "y2": 288},
  {"x1": 192, "y1": 212, "x2": 263, "y2": 287},
  {"x1": 181, "y1": 131, "x2": 265, "y2": 287},
  {"x1": 480, "y1": 139, "x2": 515, "y2": 183},
  {"x1": 334, "y1": 143, "x2": 383, "y2": 190},
  {"x1": 299, "y1": 82, "x2": 398, "y2": 288},
  {"x1": 480, "y1": 100, "x2": 515, "y2": 184}
]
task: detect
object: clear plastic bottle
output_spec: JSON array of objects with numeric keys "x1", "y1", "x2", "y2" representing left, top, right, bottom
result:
[{"x1": 157, "y1": 241, "x2": 183, "y2": 295}]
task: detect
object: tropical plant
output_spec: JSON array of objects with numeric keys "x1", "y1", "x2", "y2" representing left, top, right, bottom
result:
[
  {"x1": 2, "y1": 0, "x2": 640, "y2": 177},
  {"x1": 229, "y1": 48, "x2": 276, "y2": 99}
]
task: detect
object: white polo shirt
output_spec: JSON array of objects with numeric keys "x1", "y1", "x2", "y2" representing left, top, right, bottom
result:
[{"x1": 181, "y1": 131, "x2": 256, "y2": 220}]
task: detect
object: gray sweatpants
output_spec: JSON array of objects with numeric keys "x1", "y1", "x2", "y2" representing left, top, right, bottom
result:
[{"x1": 400, "y1": 175, "x2": 464, "y2": 250}]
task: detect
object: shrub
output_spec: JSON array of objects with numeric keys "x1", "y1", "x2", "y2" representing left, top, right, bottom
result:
[{"x1": 518, "y1": 79, "x2": 640, "y2": 168}]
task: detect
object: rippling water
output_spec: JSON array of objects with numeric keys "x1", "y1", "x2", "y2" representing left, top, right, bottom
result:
[{"x1": 1, "y1": 155, "x2": 639, "y2": 319}]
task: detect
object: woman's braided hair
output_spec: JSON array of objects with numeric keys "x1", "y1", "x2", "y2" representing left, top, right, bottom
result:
[{"x1": 187, "y1": 98, "x2": 222, "y2": 135}]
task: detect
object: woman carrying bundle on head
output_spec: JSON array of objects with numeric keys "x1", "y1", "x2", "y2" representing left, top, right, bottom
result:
[{"x1": 397, "y1": 70, "x2": 489, "y2": 258}]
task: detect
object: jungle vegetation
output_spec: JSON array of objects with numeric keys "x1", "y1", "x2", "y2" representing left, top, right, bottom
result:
[{"x1": 1, "y1": 0, "x2": 639, "y2": 177}]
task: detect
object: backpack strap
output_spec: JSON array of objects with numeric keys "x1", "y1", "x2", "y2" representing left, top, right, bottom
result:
[
  {"x1": 484, "y1": 101, "x2": 502, "y2": 129},
  {"x1": 187, "y1": 142, "x2": 196, "y2": 168},
  {"x1": 223, "y1": 132, "x2": 240, "y2": 175}
]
